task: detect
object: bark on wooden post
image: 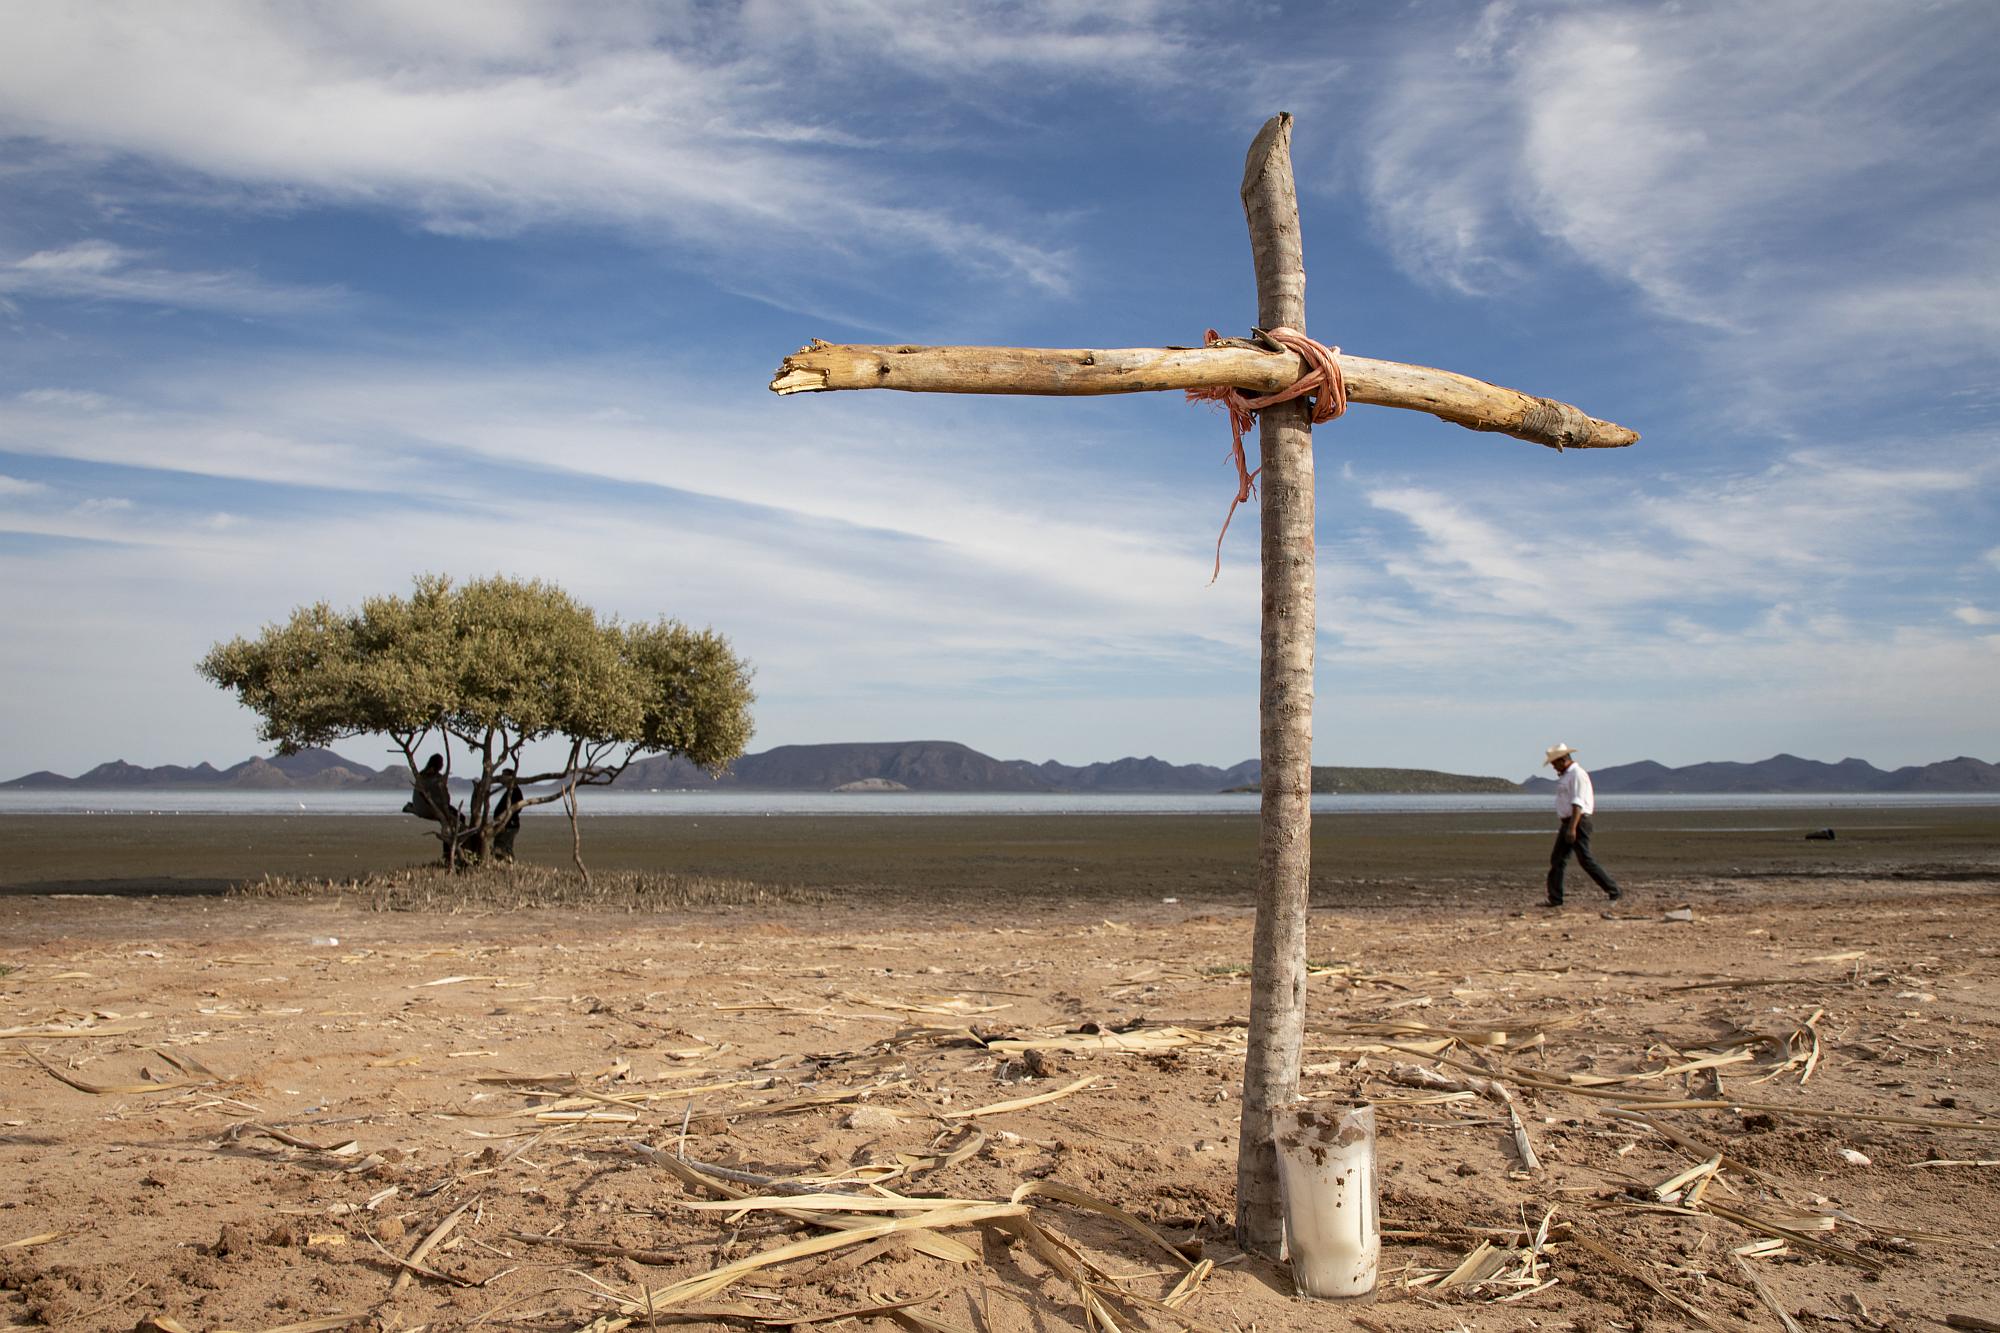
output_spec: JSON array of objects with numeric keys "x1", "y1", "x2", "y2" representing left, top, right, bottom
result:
[{"x1": 1236, "y1": 111, "x2": 1313, "y2": 1256}]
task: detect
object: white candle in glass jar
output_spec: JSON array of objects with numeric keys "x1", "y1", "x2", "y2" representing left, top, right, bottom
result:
[{"x1": 1272, "y1": 1101, "x2": 1379, "y2": 1298}]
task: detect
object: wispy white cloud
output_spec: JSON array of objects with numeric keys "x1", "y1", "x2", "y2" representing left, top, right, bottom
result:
[
  {"x1": 746, "y1": 0, "x2": 1192, "y2": 79},
  {"x1": 0, "y1": 351, "x2": 1260, "y2": 679},
  {"x1": 14, "y1": 240, "x2": 124, "y2": 274},
  {"x1": 0, "y1": 2, "x2": 1158, "y2": 297},
  {"x1": 1955, "y1": 605, "x2": 2000, "y2": 627},
  {"x1": 1636, "y1": 451, "x2": 1979, "y2": 573},
  {"x1": 1344, "y1": 443, "x2": 1998, "y2": 673},
  {"x1": 0, "y1": 241, "x2": 343, "y2": 315},
  {"x1": 0, "y1": 473, "x2": 47, "y2": 496},
  {"x1": 18, "y1": 387, "x2": 111, "y2": 410},
  {"x1": 1299, "y1": 439, "x2": 2000, "y2": 771},
  {"x1": 1355, "y1": 1, "x2": 2000, "y2": 406},
  {"x1": 1338, "y1": 620, "x2": 2000, "y2": 774},
  {"x1": 0, "y1": 422, "x2": 1258, "y2": 767}
]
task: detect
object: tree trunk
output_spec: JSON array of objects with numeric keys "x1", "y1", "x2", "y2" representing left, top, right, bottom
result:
[
  {"x1": 564, "y1": 778, "x2": 592, "y2": 890},
  {"x1": 1235, "y1": 111, "x2": 1316, "y2": 1258}
]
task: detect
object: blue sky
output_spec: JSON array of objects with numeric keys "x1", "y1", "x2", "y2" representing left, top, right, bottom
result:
[{"x1": 2, "y1": 0, "x2": 1997, "y2": 781}]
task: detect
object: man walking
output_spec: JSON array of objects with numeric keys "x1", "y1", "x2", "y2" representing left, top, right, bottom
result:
[{"x1": 1544, "y1": 743, "x2": 1622, "y2": 907}]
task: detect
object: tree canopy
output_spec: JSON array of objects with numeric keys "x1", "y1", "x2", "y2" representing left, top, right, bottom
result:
[{"x1": 199, "y1": 574, "x2": 754, "y2": 868}]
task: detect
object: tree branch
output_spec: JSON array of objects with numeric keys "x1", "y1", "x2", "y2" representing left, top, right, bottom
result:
[{"x1": 771, "y1": 340, "x2": 1636, "y2": 451}]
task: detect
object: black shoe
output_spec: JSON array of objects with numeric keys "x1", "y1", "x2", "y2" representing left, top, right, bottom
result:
[
  {"x1": 1605, "y1": 888, "x2": 1623, "y2": 902},
  {"x1": 1541, "y1": 899, "x2": 1563, "y2": 909}
]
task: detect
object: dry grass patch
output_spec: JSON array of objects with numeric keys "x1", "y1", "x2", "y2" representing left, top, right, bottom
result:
[{"x1": 230, "y1": 863, "x2": 826, "y2": 912}]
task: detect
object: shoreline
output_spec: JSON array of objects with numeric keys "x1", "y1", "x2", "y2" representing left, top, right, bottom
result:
[
  {"x1": 5, "y1": 804, "x2": 1995, "y2": 900},
  {"x1": 5, "y1": 788, "x2": 1999, "y2": 825}
]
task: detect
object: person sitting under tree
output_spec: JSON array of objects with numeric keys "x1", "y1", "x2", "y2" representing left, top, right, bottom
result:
[
  {"x1": 403, "y1": 753, "x2": 460, "y2": 836},
  {"x1": 492, "y1": 769, "x2": 524, "y2": 863},
  {"x1": 1543, "y1": 743, "x2": 1623, "y2": 908}
]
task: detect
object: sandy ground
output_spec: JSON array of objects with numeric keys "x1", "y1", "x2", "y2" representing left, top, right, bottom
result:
[{"x1": 2, "y1": 815, "x2": 1999, "y2": 1332}]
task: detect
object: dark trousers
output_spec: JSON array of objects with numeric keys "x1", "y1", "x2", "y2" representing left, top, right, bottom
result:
[{"x1": 1548, "y1": 815, "x2": 1620, "y2": 903}]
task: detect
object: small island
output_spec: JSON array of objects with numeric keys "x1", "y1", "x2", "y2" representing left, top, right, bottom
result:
[{"x1": 1225, "y1": 765, "x2": 1522, "y2": 795}]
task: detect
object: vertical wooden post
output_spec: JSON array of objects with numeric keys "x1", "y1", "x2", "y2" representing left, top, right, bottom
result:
[{"x1": 1235, "y1": 111, "x2": 1315, "y2": 1256}]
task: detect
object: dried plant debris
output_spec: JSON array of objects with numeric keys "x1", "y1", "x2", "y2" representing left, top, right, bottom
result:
[
  {"x1": 552, "y1": 1139, "x2": 1232, "y2": 1331},
  {"x1": 7, "y1": 872, "x2": 1999, "y2": 1332}
]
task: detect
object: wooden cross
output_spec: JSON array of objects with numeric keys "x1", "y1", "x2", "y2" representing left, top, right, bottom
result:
[{"x1": 768, "y1": 113, "x2": 1636, "y2": 1255}]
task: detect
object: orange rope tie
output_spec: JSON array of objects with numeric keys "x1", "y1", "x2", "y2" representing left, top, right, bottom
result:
[{"x1": 1185, "y1": 326, "x2": 1347, "y2": 582}]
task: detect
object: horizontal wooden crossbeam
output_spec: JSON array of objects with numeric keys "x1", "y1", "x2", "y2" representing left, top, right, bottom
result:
[{"x1": 771, "y1": 339, "x2": 1637, "y2": 450}]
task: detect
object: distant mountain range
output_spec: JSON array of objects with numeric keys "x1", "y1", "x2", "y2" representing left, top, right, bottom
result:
[
  {"x1": 5, "y1": 740, "x2": 1506, "y2": 795},
  {"x1": 7, "y1": 744, "x2": 1995, "y2": 795},
  {"x1": 3, "y1": 748, "x2": 410, "y2": 791},
  {"x1": 620, "y1": 743, "x2": 1268, "y2": 793},
  {"x1": 1519, "y1": 753, "x2": 2000, "y2": 794}
]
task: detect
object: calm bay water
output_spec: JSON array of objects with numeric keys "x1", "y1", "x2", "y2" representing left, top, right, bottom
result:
[{"x1": 2, "y1": 789, "x2": 1996, "y2": 817}]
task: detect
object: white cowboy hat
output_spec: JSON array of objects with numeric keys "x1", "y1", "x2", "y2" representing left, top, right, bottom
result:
[{"x1": 1543, "y1": 743, "x2": 1577, "y2": 766}]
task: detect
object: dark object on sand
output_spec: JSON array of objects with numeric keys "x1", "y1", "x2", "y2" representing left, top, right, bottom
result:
[{"x1": 1806, "y1": 827, "x2": 1836, "y2": 841}]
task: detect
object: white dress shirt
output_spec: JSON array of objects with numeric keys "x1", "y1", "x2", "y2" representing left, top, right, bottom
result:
[{"x1": 1554, "y1": 763, "x2": 1595, "y2": 817}]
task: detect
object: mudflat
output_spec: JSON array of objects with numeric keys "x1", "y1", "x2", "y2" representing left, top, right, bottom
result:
[
  {"x1": 1, "y1": 808, "x2": 1996, "y2": 1332},
  {"x1": 6, "y1": 803, "x2": 1998, "y2": 900}
]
